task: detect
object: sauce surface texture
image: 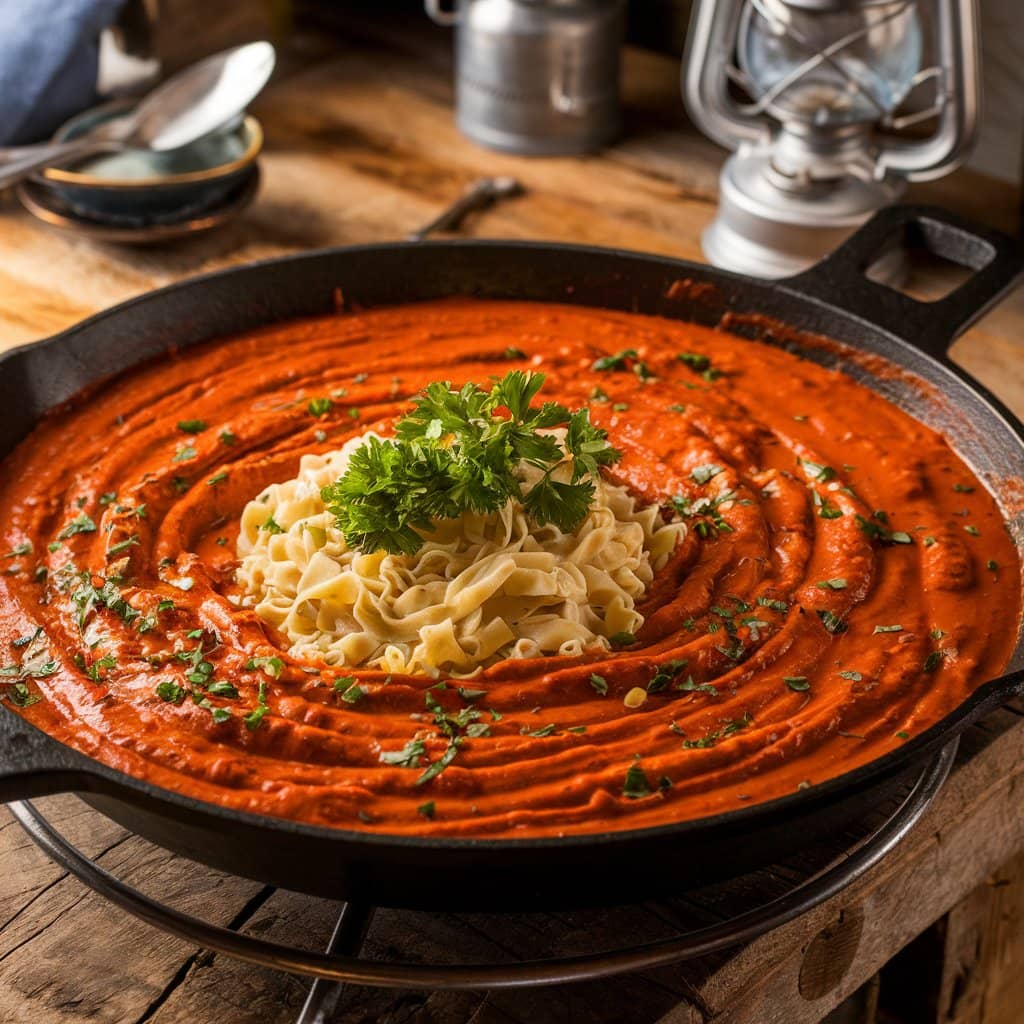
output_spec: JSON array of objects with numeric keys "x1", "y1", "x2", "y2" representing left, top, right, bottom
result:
[{"x1": 1, "y1": 299, "x2": 1019, "y2": 837}]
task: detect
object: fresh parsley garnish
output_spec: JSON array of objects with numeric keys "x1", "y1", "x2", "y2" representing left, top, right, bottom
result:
[
  {"x1": 798, "y1": 458, "x2": 836, "y2": 483},
  {"x1": 623, "y1": 762, "x2": 653, "y2": 799},
  {"x1": 592, "y1": 348, "x2": 638, "y2": 372},
  {"x1": 817, "y1": 609, "x2": 848, "y2": 635},
  {"x1": 816, "y1": 578, "x2": 847, "y2": 590},
  {"x1": 690, "y1": 464, "x2": 724, "y2": 486},
  {"x1": 244, "y1": 681, "x2": 270, "y2": 731},
  {"x1": 379, "y1": 738, "x2": 427, "y2": 767},
  {"x1": 855, "y1": 514, "x2": 912, "y2": 545},
  {"x1": 245, "y1": 655, "x2": 283, "y2": 678},
  {"x1": 260, "y1": 515, "x2": 284, "y2": 535},
  {"x1": 333, "y1": 676, "x2": 364, "y2": 703},
  {"x1": 308, "y1": 397, "x2": 333, "y2": 418},
  {"x1": 320, "y1": 372, "x2": 621, "y2": 556},
  {"x1": 57, "y1": 513, "x2": 97, "y2": 540},
  {"x1": 155, "y1": 680, "x2": 185, "y2": 704}
]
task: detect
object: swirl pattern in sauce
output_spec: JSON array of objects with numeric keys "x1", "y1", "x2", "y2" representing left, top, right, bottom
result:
[{"x1": 0, "y1": 299, "x2": 1018, "y2": 837}]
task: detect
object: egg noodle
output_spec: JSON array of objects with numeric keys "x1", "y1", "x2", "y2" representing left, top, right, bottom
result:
[{"x1": 236, "y1": 430, "x2": 686, "y2": 676}]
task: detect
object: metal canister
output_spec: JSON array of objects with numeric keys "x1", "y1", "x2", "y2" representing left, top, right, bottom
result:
[{"x1": 426, "y1": 0, "x2": 625, "y2": 156}]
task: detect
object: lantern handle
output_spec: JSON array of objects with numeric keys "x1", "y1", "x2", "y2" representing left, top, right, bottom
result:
[
  {"x1": 682, "y1": 0, "x2": 771, "y2": 153},
  {"x1": 875, "y1": 0, "x2": 979, "y2": 182}
]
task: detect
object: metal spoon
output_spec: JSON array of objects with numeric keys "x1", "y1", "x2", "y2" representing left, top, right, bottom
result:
[
  {"x1": 0, "y1": 41, "x2": 276, "y2": 191},
  {"x1": 407, "y1": 176, "x2": 523, "y2": 240}
]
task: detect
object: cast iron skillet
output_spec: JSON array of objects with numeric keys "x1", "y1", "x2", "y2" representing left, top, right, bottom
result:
[{"x1": 1, "y1": 204, "x2": 1022, "y2": 911}]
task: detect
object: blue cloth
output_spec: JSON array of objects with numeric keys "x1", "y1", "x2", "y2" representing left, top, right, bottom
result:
[{"x1": 0, "y1": 0, "x2": 127, "y2": 145}]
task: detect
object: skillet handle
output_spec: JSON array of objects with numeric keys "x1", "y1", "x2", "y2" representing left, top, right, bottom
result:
[
  {"x1": 782, "y1": 204, "x2": 1024, "y2": 360},
  {"x1": 0, "y1": 707, "x2": 98, "y2": 803}
]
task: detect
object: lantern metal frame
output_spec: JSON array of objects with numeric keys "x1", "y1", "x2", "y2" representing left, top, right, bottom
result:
[{"x1": 683, "y1": 0, "x2": 980, "y2": 277}]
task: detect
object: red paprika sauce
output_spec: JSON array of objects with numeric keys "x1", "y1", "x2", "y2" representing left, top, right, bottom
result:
[{"x1": 0, "y1": 300, "x2": 1018, "y2": 837}]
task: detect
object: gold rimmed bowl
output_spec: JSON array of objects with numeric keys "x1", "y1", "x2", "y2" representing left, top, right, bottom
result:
[{"x1": 32, "y1": 101, "x2": 262, "y2": 225}]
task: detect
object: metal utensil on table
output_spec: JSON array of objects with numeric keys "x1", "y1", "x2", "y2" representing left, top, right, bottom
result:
[
  {"x1": 407, "y1": 176, "x2": 523, "y2": 240},
  {"x1": 0, "y1": 41, "x2": 275, "y2": 191}
]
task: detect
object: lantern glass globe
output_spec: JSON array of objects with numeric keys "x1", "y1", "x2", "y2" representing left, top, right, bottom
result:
[{"x1": 738, "y1": 0, "x2": 923, "y2": 126}]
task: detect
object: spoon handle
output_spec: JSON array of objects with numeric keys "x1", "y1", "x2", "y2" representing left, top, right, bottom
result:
[{"x1": 0, "y1": 139, "x2": 110, "y2": 192}]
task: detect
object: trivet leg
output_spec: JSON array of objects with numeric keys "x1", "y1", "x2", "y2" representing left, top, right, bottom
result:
[{"x1": 296, "y1": 901, "x2": 375, "y2": 1023}]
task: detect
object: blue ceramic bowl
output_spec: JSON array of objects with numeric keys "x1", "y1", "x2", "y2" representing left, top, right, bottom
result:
[{"x1": 33, "y1": 101, "x2": 262, "y2": 225}]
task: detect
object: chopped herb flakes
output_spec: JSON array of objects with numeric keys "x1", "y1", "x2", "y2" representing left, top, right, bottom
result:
[
  {"x1": 177, "y1": 420, "x2": 207, "y2": 434},
  {"x1": 817, "y1": 609, "x2": 848, "y2": 635},
  {"x1": 593, "y1": 348, "x2": 637, "y2": 372},
  {"x1": 308, "y1": 397, "x2": 333, "y2": 417},
  {"x1": 261, "y1": 515, "x2": 284, "y2": 535},
  {"x1": 379, "y1": 738, "x2": 426, "y2": 767},
  {"x1": 816, "y1": 578, "x2": 847, "y2": 590},
  {"x1": 528, "y1": 723, "x2": 557, "y2": 738},
  {"x1": 333, "y1": 676, "x2": 364, "y2": 703},
  {"x1": 873, "y1": 624, "x2": 902, "y2": 634},
  {"x1": 784, "y1": 676, "x2": 810, "y2": 691},
  {"x1": 856, "y1": 514, "x2": 911, "y2": 545},
  {"x1": 589, "y1": 673, "x2": 609, "y2": 696},
  {"x1": 246, "y1": 656, "x2": 283, "y2": 678},
  {"x1": 244, "y1": 682, "x2": 270, "y2": 731},
  {"x1": 415, "y1": 740, "x2": 461, "y2": 787},
  {"x1": 156, "y1": 680, "x2": 185, "y2": 704},
  {"x1": 57, "y1": 513, "x2": 97, "y2": 540},
  {"x1": 690, "y1": 464, "x2": 724, "y2": 485},
  {"x1": 798, "y1": 458, "x2": 836, "y2": 483},
  {"x1": 623, "y1": 762, "x2": 653, "y2": 799},
  {"x1": 682, "y1": 712, "x2": 753, "y2": 750}
]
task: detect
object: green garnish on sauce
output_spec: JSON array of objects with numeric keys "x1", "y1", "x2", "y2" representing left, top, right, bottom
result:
[{"x1": 320, "y1": 372, "x2": 621, "y2": 556}]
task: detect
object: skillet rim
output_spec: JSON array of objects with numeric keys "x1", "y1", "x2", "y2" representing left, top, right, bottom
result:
[{"x1": 1, "y1": 235, "x2": 1021, "y2": 854}]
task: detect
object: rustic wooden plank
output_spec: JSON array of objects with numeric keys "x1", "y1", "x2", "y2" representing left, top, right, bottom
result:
[
  {"x1": 0, "y1": 796, "x2": 266, "y2": 1024},
  {"x1": 934, "y1": 847, "x2": 1024, "y2": 1024}
]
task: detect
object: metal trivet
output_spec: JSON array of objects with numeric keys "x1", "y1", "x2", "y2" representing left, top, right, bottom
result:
[{"x1": 8, "y1": 740, "x2": 956, "y2": 1020}]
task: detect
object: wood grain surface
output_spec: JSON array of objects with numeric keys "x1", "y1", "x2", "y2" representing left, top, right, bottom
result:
[{"x1": 0, "y1": 16, "x2": 1021, "y2": 1024}]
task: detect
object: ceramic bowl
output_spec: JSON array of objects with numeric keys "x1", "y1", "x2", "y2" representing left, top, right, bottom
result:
[{"x1": 32, "y1": 101, "x2": 262, "y2": 224}]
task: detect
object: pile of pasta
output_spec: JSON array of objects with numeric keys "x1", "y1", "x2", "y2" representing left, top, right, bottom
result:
[{"x1": 236, "y1": 430, "x2": 686, "y2": 676}]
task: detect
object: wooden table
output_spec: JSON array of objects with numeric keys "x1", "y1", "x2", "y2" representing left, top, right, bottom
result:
[{"x1": 1, "y1": 15, "x2": 1022, "y2": 1024}]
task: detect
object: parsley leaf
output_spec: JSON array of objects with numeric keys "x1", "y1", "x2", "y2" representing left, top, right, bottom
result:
[
  {"x1": 623, "y1": 762, "x2": 653, "y2": 799},
  {"x1": 57, "y1": 513, "x2": 97, "y2": 540},
  {"x1": 321, "y1": 372, "x2": 621, "y2": 555}
]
